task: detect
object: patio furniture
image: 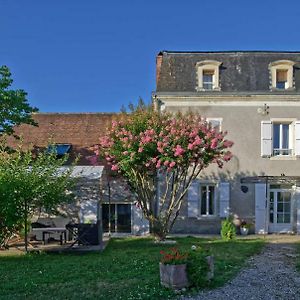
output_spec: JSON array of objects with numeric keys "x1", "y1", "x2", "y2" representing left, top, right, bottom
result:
[
  {"x1": 32, "y1": 227, "x2": 67, "y2": 245},
  {"x1": 66, "y1": 223, "x2": 99, "y2": 247}
]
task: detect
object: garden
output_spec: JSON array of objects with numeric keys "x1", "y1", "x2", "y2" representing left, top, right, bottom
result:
[{"x1": 0, "y1": 237, "x2": 265, "y2": 300}]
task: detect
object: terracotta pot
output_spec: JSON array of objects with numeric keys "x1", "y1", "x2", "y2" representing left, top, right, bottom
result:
[{"x1": 159, "y1": 263, "x2": 189, "y2": 289}]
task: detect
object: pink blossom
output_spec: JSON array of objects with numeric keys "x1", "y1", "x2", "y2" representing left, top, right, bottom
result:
[
  {"x1": 188, "y1": 143, "x2": 194, "y2": 150},
  {"x1": 223, "y1": 140, "x2": 234, "y2": 148},
  {"x1": 164, "y1": 160, "x2": 169, "y2": 167},
  {"x1": 138, "y1": 147, "x2": 144, "y2": 153},
  {"x1": 169, "y1": 161, "x2": 176, "y2": 168},
  {"x1": 174, "y1": 145, "x2": 185, "y2": 157},
  {"x1": 111, "y1": 164, "x2": 119, "y2": 171},
  {"x1": 210, "y1": 138, "x2": 218, "y2": 149}
]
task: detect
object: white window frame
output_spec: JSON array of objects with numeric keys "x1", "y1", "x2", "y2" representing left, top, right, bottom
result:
[
  {"x1": 206, "y1": 118, "x2": 223, "y2": 132},
  {"x1": 196, "y1": 60, "x2": 222, "y2": 91},
  {"x1": 200, "y1": 184, "x2": 216, "y2": 216},
  {"x1": 269, "y1": 60, "x2": 295, "y2": 91},
  {"x1": 271, "y1": 118, "x2": 296, "y2": 158}
]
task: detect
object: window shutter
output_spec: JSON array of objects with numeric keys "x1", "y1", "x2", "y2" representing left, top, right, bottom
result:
[
  {"x1": 188, "y1": 180, "x2": 199, "y2": 218},
  {"x1": 261, "y1": 121, "x2": 272, "y2": 157},
  {"x1": 255, "y1": 183, "x2": 267, "y2": 234},
  {"x1": 219, "y1": 182, "x2": 230, "y2": 218},
  {"x1": 295, "y1": 121, "x2": 300, "y2": 156}
]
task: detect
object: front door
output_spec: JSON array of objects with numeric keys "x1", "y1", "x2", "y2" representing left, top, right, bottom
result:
[{"x1": 269, "y1": 189, "x2": 292, "y2": 233}]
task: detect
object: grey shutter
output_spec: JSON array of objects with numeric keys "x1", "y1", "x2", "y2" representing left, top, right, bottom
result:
[
  {"x1": 219, "y1": 182, "x2": 230, "y2": 218},
  {"x1": 132, "y1": 204, "x2": 149, "y2": 235},
  {"x1": 295, "y1": 187, "x2": 300, "y2": 233},
  {"x1": 295, "y1": 121, "x2": 300, "y2": 156},
  {"x1": 261, "y1": 121, "x2": 272, "y2": 157},
  {"x1": 255, "y1": 183, "x2": 267, "y2": 234},
  {"x1": 188, "y1": 180, "x2": 199, "y2": 218}
]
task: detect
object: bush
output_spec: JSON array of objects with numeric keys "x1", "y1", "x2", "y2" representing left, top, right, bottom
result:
[
  {"x1": 221, "y1": 217, "x2": 236, "y2": 241},
  {"x1": 187, "y1": 247, "x2": 211, "y2": 288}
]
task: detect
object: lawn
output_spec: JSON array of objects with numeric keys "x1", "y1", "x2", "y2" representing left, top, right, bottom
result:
[{"x1": 0, "y1": 237, "x2": 264, "y2": 300}]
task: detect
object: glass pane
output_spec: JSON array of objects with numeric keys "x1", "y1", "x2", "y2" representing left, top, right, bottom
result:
[
  {"x1": 276, "y1": 81, "x2": 286, "y2": 89},
  {"x1": 283, "y1": 192, "x2": 291, "y2": 203},
  {"x1": 102, "y1": 204, "x2": 116, "y2": 232},
  {"x1": 208, "y1": 186, "x2": 214, "y2": 215},
  {"x1": 273, "y1": 124, "x2": 280, "y2": 149},
  {"x1": 282, "y1": 124, "x2": 289, "y2": 149},
  {"x1": 277, "y1": 202, "x2": 283, "y2": 213},
  {"x1": 203, "y1": 74, "x2": 213, "y2": 83},
  {"x1": 201, "y1": 187, "x2": 207, "y2": 215},
  {"x1": 284, "y1": 202, "x2": 291, "y2": 212},
  {"x1": 203, "y1": 83, "x2": 213, "y2": 90},
  {"x1": 283, "y1": 213, "x2": 290, "y2": 223},
  {"x1": 270, "y1": 192, "x2": 274, "y2": 202},
  {"x1": 277, "y1": 213, "x2": 284, "y2": 223},
  {"x1": 269, "y1": 199, "x2": 274, "y2": 223},
  {"x1": 117, "y1": 204, "x2": 131, "y2": 233},
  {"x1": 208, "y1": 120, "x2": 220, "y2": 131}
]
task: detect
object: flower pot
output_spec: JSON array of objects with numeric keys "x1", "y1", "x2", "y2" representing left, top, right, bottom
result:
[
  {"x1": 240, "y1": 227, "x2": 249, "y2": 235},
  {"x1": 159, "y1": 263, "x2": 189, "y2": 289}
]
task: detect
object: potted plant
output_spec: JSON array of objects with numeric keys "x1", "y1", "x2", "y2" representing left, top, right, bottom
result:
[
  {"x1": 159, "y1": 247, "x2": 189, "y2": 289},
  {"x1": 240, "y1": 220, "x2": 251, "y2": 235}
]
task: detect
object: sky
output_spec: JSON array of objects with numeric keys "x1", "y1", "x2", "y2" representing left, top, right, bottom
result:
[{"x1": 1, "y1": 0, "x2": 300, "y2": 113}]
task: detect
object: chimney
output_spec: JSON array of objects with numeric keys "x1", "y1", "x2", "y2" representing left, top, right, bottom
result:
[{"x1": 156, "y1": 52, "x2": 163, "y2": 88}]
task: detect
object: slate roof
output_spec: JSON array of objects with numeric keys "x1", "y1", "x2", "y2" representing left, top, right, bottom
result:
[{"x1": 156, "y1": 51, "x2": 300, "y2": 93}]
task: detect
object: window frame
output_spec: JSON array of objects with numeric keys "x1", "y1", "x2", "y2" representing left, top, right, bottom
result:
[
  {"x1": 206, "y1": 118, "x2": 223, "y2": 132},
  {"x1": 269, "y1": 60, "x2": 295, "y2": 91},
  {"x1": 271, "y1": 118, "x2": 296, "y2": 158},
  {"x1": 199, "y1": 184, "x2": 216, "y2": 217},
  {"x1": 196, "y1": 60, "x2": 222, "y2": 91}
]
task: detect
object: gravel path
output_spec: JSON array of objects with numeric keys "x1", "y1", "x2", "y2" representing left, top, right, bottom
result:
[{"x1": 184, "y1": 240, "x2": 300, "y2": 300}]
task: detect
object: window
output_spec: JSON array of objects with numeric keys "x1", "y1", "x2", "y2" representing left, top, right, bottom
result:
[
  {"x1": 261, "y1": 120, "x2": 299, "y2": 158},
  {"x1": 273, "y1": 123, "x2": 291, "y2": 156},
  {"x1": 196, "y1": 60, "x2": 222, "y2": 91},
  {"x1": 200, "y1": 185, "x2": 215, "y2": 216},
  {"x1": 47, "y1": 144, "x2": 72, "y2": 158},
  {"x1": 276, "y1": 70, "x2": 288, "y2": 89},
  {"x1": 207, "y1": 118, "x2": 222, "y2": 132},
  {"x1": 269, "y1": 60, "x2": 295, "y2": 90},
  {"x1": 203, "y1": 70, "x2": 214, "y2": 90}
]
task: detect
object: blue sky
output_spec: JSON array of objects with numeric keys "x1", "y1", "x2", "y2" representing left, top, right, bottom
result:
[{"x1": 1, "y1": 0, "x2": 300, "y2": 112}]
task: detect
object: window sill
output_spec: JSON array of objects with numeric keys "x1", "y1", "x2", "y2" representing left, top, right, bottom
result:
[
  {"x1": 195, "y1": 87, "x2": 221, "y2": 92},
  {"x1": 269, "y1": 155, "x2": 297, "y2": 161}
]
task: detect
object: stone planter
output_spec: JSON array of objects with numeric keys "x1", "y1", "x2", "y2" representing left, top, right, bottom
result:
[
  {"x1": 159, "y1": 263, "x2": 189, "y2": 289},
  {"x1": 240, "y1": 226, "x2": 249, "y2": 236}
]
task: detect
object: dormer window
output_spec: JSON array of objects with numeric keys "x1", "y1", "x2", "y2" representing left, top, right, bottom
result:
[
  {"x1": 196, "y1": 60, "x2": 222, "y2": 91},
  {"x1": 269, "y1": 60, "x2": 295, "y2": 90},
  {"x1": 276, "y1": 70, "x2": 288, "y2": 89}
]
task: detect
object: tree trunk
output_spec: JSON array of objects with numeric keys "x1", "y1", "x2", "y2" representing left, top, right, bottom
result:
[{"x1": 150, "y1": 219, "x2": 168, "y2": 241}]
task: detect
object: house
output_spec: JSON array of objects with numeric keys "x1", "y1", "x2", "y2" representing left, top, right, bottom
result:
[
  {"x1": 153, "y1": 51, "x2": 300, "y2": 234},
  {"x1": 10, "y1": 113, "x2": 149, "y2": 237}
]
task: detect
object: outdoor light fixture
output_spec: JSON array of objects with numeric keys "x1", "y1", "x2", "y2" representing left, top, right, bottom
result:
[
  {"x1": 257, "y1": 103, "x2": 269, "y2": 116},
  {"x1": 241, "y1": 185, "x2": 249, "y2": 193}
]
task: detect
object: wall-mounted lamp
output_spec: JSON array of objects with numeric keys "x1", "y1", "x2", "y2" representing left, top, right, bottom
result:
[{"x1": 257, "y1": 103, "x2": 269, "y2": 116}]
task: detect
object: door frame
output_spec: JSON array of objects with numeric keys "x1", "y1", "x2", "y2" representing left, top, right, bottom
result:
[{"x1": 268, "y1": 188, "x2": 293, "y2": 233}]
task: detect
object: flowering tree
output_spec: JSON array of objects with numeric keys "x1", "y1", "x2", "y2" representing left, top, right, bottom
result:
[{"x1": 97, "y1": 108, "x2": 233, "y2": 240}]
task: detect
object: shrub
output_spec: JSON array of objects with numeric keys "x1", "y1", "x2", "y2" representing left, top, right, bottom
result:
[
  {"x1": 221, "y1": 216, "x2": 236, "y2": 241},
  {"x1": 187, "y1": 247, "x2": 211, "y2": 288}
]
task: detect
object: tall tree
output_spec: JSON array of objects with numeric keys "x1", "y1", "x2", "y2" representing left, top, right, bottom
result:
[
  {"x1": 0, "y1": 66, "x2": 38, "y2": 136},
  {"x1": 97, "y1": 107, "x2": 233, "y2": 241}
]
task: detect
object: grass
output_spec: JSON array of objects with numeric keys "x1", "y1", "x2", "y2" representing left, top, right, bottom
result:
[{"x1": 0, "y1": 237, "x2": 265, "y2": 300}]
